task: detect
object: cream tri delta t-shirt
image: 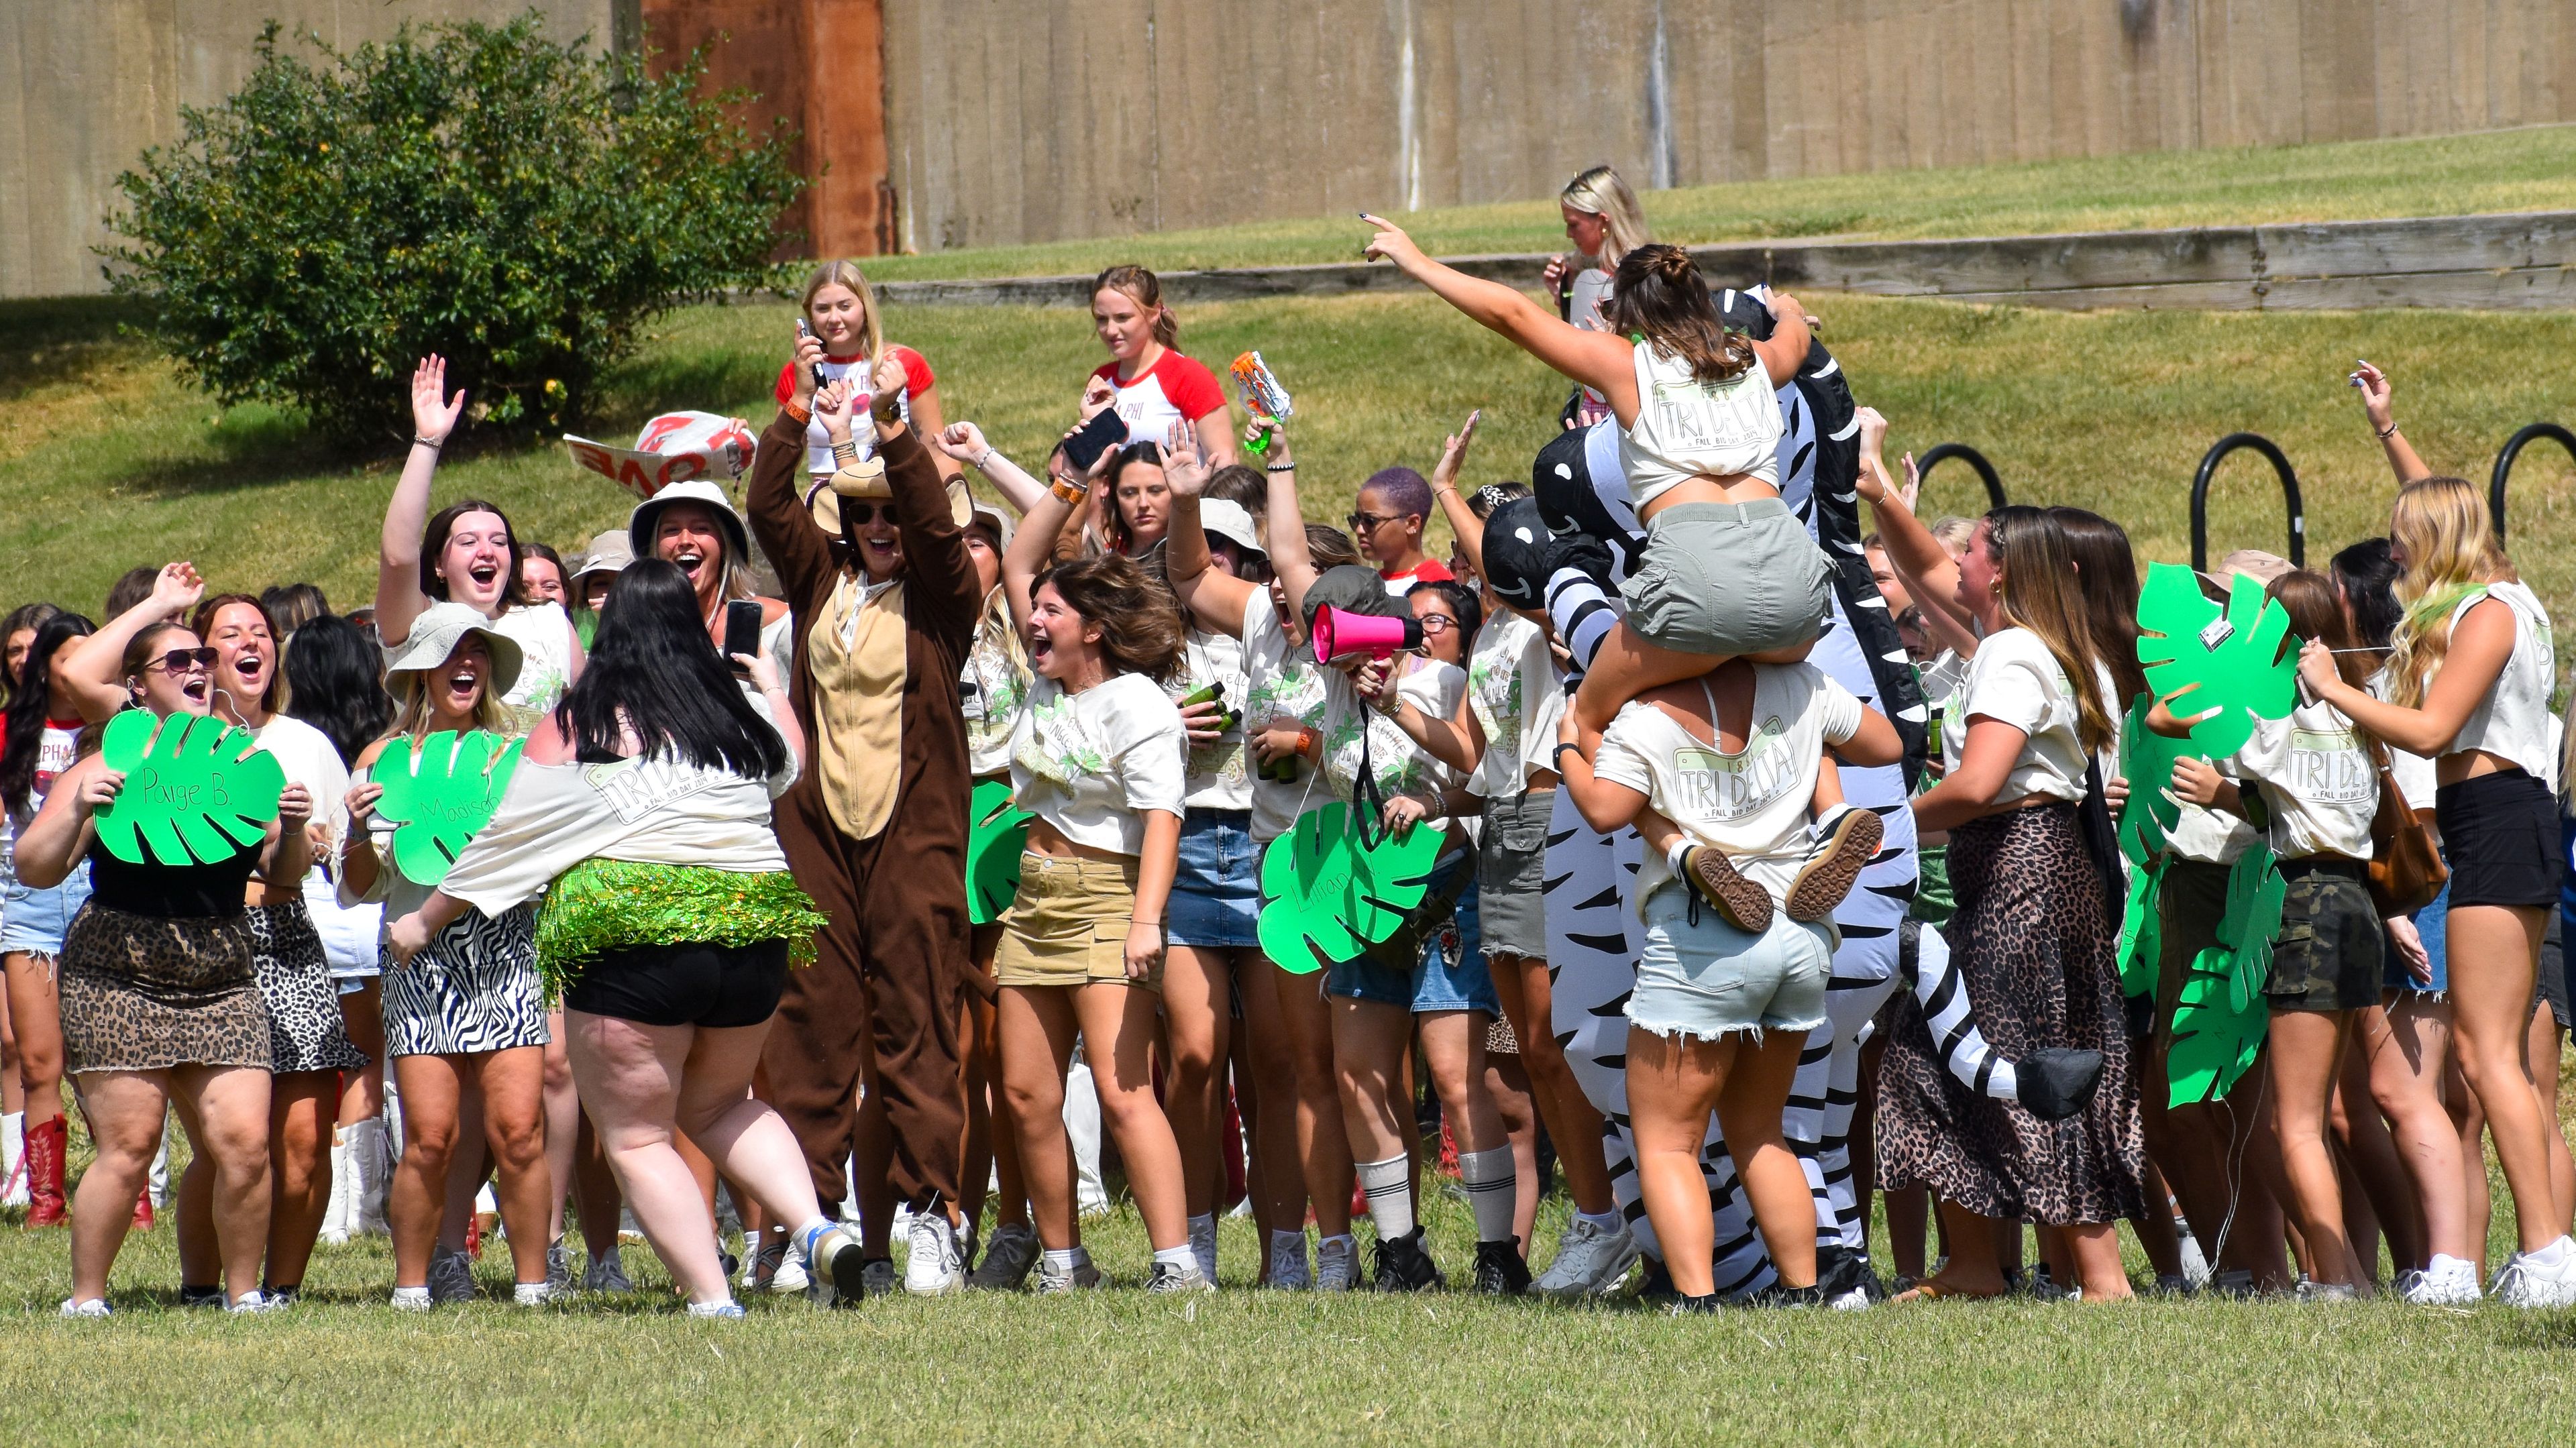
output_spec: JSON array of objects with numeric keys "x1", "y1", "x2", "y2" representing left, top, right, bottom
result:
[
  {"x1": 1593, "y1": 661, "x2": 1864, "y2": 917},
  {"x1": 1171, "y1": 626, "x2": 1252, "y2": 812},
  {"x1": 2235, "y1": 698, "x2": 2377, "y2": 861},
  {"x1": 1466, "y1": 610, "x2": 1566, "y2": 797},
  {"x1": 1008, "y1": 671, "x2": 1188, "y2": 856},
  {"x1": 1239, "y1": 587, "x2": 1334, "y2": 843}
]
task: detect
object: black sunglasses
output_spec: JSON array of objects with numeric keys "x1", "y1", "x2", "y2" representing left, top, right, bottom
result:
[
  {"x1": 148, "y1": 647, "x2": 219, "y2": 675},
  {"x1": 841, "y1": 502, "x2": 894, "y2": 528}
]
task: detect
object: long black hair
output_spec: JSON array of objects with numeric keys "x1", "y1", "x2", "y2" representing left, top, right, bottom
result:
[
  {"x1": 2, "y1": 612, "x2": 95, "y2": 818},
  {"x1": 557, "y1": 560, "x2": 787, "y2": 777},
  {"x1": 284, "y1": 613, "x2": 395, "y2": 768}
]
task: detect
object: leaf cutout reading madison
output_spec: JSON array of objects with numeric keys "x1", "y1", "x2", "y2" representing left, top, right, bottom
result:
[
  {"x1": 372, "y1": 730, "x2": 525, "y2": 886},
  {"x1": 2116, "y1": 855, "x2": 2165, "y2": 999},
  {"x1": 2114, "y1": 692, "x2": 2200, "y2": 867},
  {"x1": 1257, "y1": 802, "x2": 1446, "y2": 974},
  {"x1": 2135, "y1": 562, "x2": 2298, "y2": 760},
  {"x1": 967, "y1": 779, "x2": 1034, "y2": 926},
  {"x1": 93, "y1": 710, "x2": 286, "y2": 866},
  {"x1": 2165, "y1": 841, "x2": 2286, "y2": 1107}
]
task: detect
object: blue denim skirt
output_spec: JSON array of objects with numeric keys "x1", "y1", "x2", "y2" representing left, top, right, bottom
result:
[
  {"x1": 1168, "y1": 807, "x2": 1262, "y2": 949},
  {"x1": 1324, "y1": 853, "x2": 1498, "y2": 1015}
]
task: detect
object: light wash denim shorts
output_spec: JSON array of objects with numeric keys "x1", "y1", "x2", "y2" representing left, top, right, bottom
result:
[
  {"x1": 1, "y1": 867, "x2": 93, "y2": 958},
  {"x1": 1627, "y1": 885, "x2": 1832, "y2": 1041},
  {"x1": 1326, "y1": 855, "x2": 1498, "y2": 1015}
]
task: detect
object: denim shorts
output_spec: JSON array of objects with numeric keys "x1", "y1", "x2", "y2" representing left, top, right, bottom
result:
[
  {"x1": 1621, "y1": 499, "x2": 1831, "y2": 657},
  {"x1": 1627, "y1": 885, "x2": 1831, "y2": 1041},
  {"x1": 2395, "y1": 875, "x2": 2452, "y2": 995},
  {"x1": 1168, "y1": 808, "x2": 1261, "y2": 950},
  {"x1": 1, "y1": 867, "x2": 94, "y2": 958},
  {"x1": 1325, "y1": 855, "x2": 1499, "y2": 1015}
]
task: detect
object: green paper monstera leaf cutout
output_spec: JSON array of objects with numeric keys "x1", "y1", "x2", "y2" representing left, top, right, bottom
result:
[
  {"x1": 967, "y1": 779, "x2": 1034, "y2": 926},
  {"x1": 372, "y1": 730, "x2": 525, "y2": 885},
  {"x1": 2115, "y1": 693, "x2": 2200, "y2": 865},
  {"x1": 2116, "y1": 856, "x2": 2165, "y2": 999},
  {"x1": 1258, "y1": 802, "x2": 1446, "y2": 974},
  {"x1": 94, "y1": 711, "x2": 286, "y2": 866},
  {"x1": 2136, "y1": 562, "x2": 2298, "y2": 760},
  {"x1": 2167, "y1": 955, "x2": 2269, "y2": 1107},
  {"x1": 2212, "y1": 840, "x2": 2288, "y2": 1013}
]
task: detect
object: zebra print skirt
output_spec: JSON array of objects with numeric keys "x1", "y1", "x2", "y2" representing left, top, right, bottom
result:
[{"x1": 380, "y1": 903, "x2": 548, "y2": 1058}]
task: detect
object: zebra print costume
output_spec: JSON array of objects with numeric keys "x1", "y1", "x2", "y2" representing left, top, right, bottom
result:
[
  {"x1": 1530, "y1": 291, "x2": 2022, "y2": 1283},
  {"x1": 379, "y1": 903, "x2": 548, "y2": 1058}
]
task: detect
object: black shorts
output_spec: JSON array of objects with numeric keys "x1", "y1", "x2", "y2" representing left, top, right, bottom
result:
[
  {"x1": 562, "y1": 938, "x2": 790, "y2": 1029},
  {"x1": 2434, "y1": 768, "x2": 2559, "y2": 909},
  {"x1": 2264, "y1": 860, "x2": 2382, "y2": 1014}
]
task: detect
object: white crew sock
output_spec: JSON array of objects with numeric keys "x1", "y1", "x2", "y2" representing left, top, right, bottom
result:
[
  {"x1": 1358, "y1": 1154, "x2": 1415, "y2": 1240},
  {"x1": 1041, "y1": 1247, "x2": 1088, "y2": 1276},
  {"x1": 1456, "y1": 1147, "x2": 1517, "y2": 1245},
  {"x1": 1574, "y1": 1209, "x2": 1623, "y2": 1233},
  {"x1": 685, "y1": 1296, "x2": 739, "y2": 1317},
  {"x1": 1665, "y1": 839, "x2": 1695, "y2": 877},
  {"x1": 1152, "y1": 1243, "x2": 1197, "y2": 1273}
]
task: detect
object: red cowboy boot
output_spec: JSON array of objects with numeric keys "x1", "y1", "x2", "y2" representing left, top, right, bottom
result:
[{"x1": 23, "y1": 1116, "x2": 68, "y2": 1227}]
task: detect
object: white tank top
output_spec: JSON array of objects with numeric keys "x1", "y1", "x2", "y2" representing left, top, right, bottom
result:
[
  {"x1": 2443, "y1": 579, "x2": 2556, "y2": 778},
  {"x1": 1615, "y1": 340, "x2": 1782, "y2": 508}
]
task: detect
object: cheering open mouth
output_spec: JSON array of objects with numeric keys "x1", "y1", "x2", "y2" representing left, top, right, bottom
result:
[
  {"x1": 467, "y1": 560, "x2": 502, "y2": 592},
  {"x1": 672, "y1": 548, "x2": 706, "y2": 585}
]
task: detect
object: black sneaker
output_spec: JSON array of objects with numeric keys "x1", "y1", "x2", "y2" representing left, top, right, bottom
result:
[
  {"x1": 260, "y1": 1283, "x2": 301, "y2": 1308},
  {"x1": 1635, "y1": 1254, "x2": 1678, "y2": 1305},
  {"x1": 2017, "y1": 1047, "x2": 2107, "y2": 1123},
  {"x1": 1371, "y1": 1227, "x2": 1444, "y2": 1292},
  {"x1": 178, "y1": 1283, "x2": 225, "y2": 1308},
  {"x1": 1471, "y1": 1239, "x2": 1531, "y2": 1296},
  {"x1": 1814, "y1": 1244, "x2": 1879, "y2": 1307},
  {"x1": 1670, "y1": 1291, "x2": 1722, "y2": 1315},
  {"x1": 1750, "y1": 1280, "x2": 1828, "y2": 1308}
]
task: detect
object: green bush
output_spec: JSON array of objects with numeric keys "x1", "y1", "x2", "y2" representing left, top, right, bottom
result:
[{"x1": 103, "y1": 11, "x2": 805, "y2": 445}]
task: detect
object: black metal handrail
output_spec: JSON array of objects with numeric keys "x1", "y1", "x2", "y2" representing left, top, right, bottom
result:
[
  {"x1": 2190, "y1": 433, "x2": 2304, "y2": 571},
  {"x1": 2488, "y1": 422, "x2": 2576, "y2": 545},
  {"x1": 1914, "y1": 443, "x2": 2007, "y2": 512}
]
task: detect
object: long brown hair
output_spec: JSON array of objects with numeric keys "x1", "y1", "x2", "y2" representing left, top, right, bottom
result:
[
  {"x1": 420, "y1": 498, "x2": 530, "y2": 608},
  {"x1": 1985, "y1": 506, "x2": 2115, "y2": 757},
  {"x1": 1092, "y1": 265, "x2": 1179, "y2": 351},
  {"x1": 1601, "y1": 243, "x2": 1755, "y2": 386},
  {"x1": 1034, "y1": 553, "x2": 1185, "y2": 683},
  {"x1": 2049, "y1": 508, "x2": 2147, "y2": 708}
]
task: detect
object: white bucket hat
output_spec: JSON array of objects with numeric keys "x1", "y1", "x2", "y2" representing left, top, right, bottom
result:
[
  {"x1": 1198, "y1": 499, "x2": 1264, "y2": 559},
  {"x1": 627, "y1": 479, "x2": 752, "y2": 571},
  {"x1": 385, "y1": 602, "x2": 524, "y2": 702},
  {"x1": 572, "y1": 530, "x2": 633, "y2": 587}
]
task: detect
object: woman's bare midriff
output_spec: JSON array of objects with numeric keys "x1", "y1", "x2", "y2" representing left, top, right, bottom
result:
[
  {"x1": 1024, "y1": 816, "x2": 1126, "y2": 865},
  {"x1": 2435, "y1": 747, "x2": 2520, "y2": 786},
  {"x1": 1635, "y1": 471, "x2": 1780, "y2": 521}
]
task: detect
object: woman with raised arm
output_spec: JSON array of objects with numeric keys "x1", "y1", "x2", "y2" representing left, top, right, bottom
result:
[
  {"x1": 386, "y1": 561, "x2": 861, "y2": 1317},
  {"x1": 1362, "y1": 217, "x2": 1824, "y2": 750},
  {"x1": 2297, "y1": 478, "x2": 2576, "y2": 1306},
  {"x1": 993, "y1": 453, "x2": 1205, "y2": 1293},
  {"x1": 375, "y1": 355, "x2": 582, "y2": 713},
  {"x1": 2, "y1": 610, "x2": 97, "y2": 1229},
  {"x1": 749, "y1": 337, "x2": 983, "y2": 1296},
  {"x1": 339, "y1": 606, "x2": 551, "y2": 1308},
  {"x1": 28, "y1": 574, "x2": 314, "y2": 1315}
]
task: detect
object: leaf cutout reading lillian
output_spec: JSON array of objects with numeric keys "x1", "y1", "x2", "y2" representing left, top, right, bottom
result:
[
  {"x1": 2114, "y1": 692, "x2": 2198, "y2": 866},
  {"x1": 1257, "y1": 802, "x2": 1446, "y2": 974},
  {"x1": 371, "y1": 730, "x2": 525, "y2": 886},
  {"x1": 93, "y1": 711, "x2": 286, "y2": 866},
  {"x1": 967, "y1": 779, "x2": 1034, "y2": 926},
  {"x1": 2135, "y1": 562, "x2": 2298, "y2": 760}
]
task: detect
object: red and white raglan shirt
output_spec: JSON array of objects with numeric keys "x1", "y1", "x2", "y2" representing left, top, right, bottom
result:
[
  {"x1": 774, "y1": 345, "x2": 937, "y2": 476},
  {"x1": 1087, "y1": 350, "x2": 1228, "y2": 450}
]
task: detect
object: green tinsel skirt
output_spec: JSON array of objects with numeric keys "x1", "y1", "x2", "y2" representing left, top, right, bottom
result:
[{"x1": 534, "y1": 859, "x2": 828, "y2": 999}]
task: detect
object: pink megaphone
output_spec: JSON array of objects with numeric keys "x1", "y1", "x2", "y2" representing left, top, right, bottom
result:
[{"x1": 1311, "y1": 606, "x2": 1423, "y2": 665}]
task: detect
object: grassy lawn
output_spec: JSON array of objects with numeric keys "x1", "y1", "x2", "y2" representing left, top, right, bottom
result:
[
  {"x1": 5, "y1": 1095, "x2": 2576, "y2": 1447},
  {"x1": 8, "y1": 290, "x2": 2576, "y2": 665},
  {"x1": 857, "y1": 125, "x2": 2576, "y2": 282}
]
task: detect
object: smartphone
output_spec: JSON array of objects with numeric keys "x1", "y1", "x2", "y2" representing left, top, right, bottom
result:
[
  {"x1": 722, "y1": 600, "x2": 764, "y2": 674},
  {"x1": 796, "y1": 319, "x2": 826, "y2": 392},
  {"x1": 1061, "y1": 407, "x2": 1130, "y2": 474}
]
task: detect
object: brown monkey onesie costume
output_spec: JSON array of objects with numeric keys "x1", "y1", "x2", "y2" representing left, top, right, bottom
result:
[{"x1": 749, "y1": 406, "x2": 979, "y2": 1219}]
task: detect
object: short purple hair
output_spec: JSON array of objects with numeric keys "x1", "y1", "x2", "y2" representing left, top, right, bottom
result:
[{"x1": 1360, "y1": 466, "x2": 1432, "y2": 521}]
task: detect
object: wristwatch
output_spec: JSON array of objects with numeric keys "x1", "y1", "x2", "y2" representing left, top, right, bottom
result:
[{"x1": 1552, "y1": 742, "x2": 1582, "y2": 771}]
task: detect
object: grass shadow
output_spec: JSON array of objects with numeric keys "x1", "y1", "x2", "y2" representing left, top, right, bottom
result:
[{"x1": 0, "y1": 296, "x2": 146, "y2": 402}]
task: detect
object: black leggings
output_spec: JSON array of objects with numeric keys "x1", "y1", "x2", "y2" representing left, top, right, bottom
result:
[{"x1": 564, "y1": 938, "x2": 791, "y2": 1029}]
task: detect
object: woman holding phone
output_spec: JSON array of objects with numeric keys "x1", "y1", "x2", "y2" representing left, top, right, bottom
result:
[{"x1": 1083, "y1": 266, "x2": 1234, "y2": 471}]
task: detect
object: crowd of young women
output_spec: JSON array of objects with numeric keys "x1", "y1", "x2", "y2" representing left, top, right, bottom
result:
[{"x1": 5, "y1": 166, "x2": 2573, "y2": 1315}]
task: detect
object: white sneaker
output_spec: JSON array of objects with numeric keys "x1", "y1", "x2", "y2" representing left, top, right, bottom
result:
[
  {"x1": 1188, "y1": 1215, "x2": 1219, "y2": 1288},
  {"x1": 1035, "y1": 1254, "x2": 1104, "y2": 1294},
  {"x1": 1314, "y1": 1233, "x2": 1358, "y2": 1292},
  {"x1": 59, "y1": 1297, "x2": 111, "y2": 1318},
  {"x1": 1265, "y1": 1231, "x2": 1312, "y2": 1290},
  {"x1": 2401, "y1": 1255, "x2": 2482, "y2": 1305},
  {"x1": 226, "y1": 1290, "x2": 279, "y2": 1313},
  {"x1": 1146, "y1": 1260, "x2": 1216, "y2": 1294},
  {"x1": 770, "y1": 1246, "x2": 810, "y2": 1293},
  {"x1": 1532, "y1": 1216, "x2": 1641, "y2": 1300},
  {"x1": 967, "y1": 1223, "x2": 1040, "y2": 1290},
  {"x1": 2491, "y1": 1238, "x2": 2576, "y2": 1308},
  {"x1": 904, "y1": 1213, "x2": 965, "y2": 1295}
]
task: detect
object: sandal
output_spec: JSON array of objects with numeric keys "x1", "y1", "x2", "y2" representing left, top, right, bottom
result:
[
  {"x1": 1891, "y1": 1276, "x2": 2008, "y2": 1304},
  {"x1": 1680, "y1": 844, "x2": 1773, "y2": 934},
  {"x1": 1784, "y1": 804, "x2": 1884, "y2": 922}
]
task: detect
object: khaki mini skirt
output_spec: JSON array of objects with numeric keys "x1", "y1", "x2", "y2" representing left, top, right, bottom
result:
[{"x1": 995, "y1": 852, "x2": 1156, "y2": 991}]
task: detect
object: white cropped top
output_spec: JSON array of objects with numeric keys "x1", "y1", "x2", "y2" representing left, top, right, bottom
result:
[{"x1": 1615, "y1": 340, "x2": 1782, "y2": 508}]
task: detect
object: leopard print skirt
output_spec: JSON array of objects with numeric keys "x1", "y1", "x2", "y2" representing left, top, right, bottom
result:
[
  {"x1": 1874, "y1": 802, "x2": 2144, "y2": 1225},
  {"x1": 248, "y1": 900, "x2": 368, "y2": 1075},
  {"x1": 57, "y1": 904, "x2": 271, "y2": 1075}
]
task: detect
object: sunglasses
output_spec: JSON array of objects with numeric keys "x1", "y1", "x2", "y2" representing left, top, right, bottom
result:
[
  {"x1": 1347, "y1": 511, "x2": 1403, "y2": 533},
  {"x1": 840, "y1": 502, "x2": 895, "y2": 528},
  {"x1": 147, "y1": 647, "x2": 219, "y2": 675}
]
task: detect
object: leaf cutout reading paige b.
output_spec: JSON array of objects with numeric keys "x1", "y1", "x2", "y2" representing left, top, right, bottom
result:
[
  {"x1": 967, "y1": 779, "x2": 1034, "y2": 926},
  {"x1": 93, "y1": 711, "x2": 286, "y2": 866},
  {"x1": 371, "y1": 730, "x2": 524, "y2": 885},
  {"x1": 1256, "y1": 803, "x2": 1446, "y2": 974},
  {"x1": 2135, "y1": 562, "x2": 2299, "y2": 760}
]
